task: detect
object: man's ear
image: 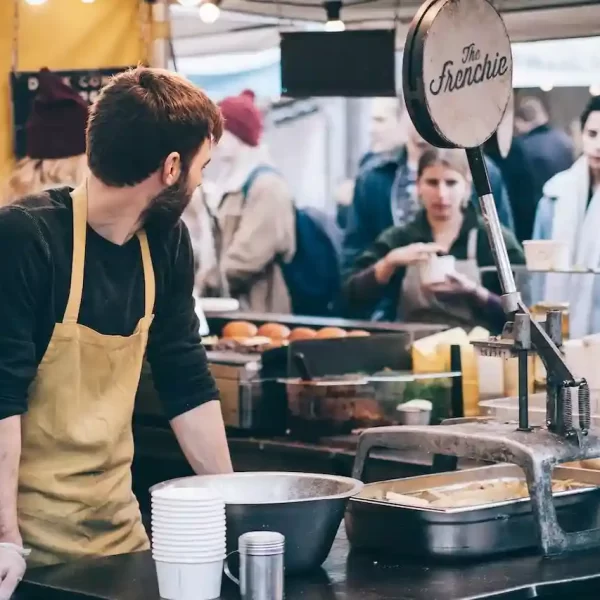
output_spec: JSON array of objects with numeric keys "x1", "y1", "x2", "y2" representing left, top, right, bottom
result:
[{"x1": 162, "y1": 152, "x2": 182, "y2": 186}]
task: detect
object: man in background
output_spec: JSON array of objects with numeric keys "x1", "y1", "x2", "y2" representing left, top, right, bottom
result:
[{"x1": 515, "y1": 95, "x2": 574, "y2": 206}]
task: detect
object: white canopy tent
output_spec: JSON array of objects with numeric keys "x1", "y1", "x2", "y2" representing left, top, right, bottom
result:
[
  {"x1": 169, "y1": 0, "x2": 600, "y2": 213},
  {"x1": 170, "y1": 0, "x2": 600, "y2": 61}
]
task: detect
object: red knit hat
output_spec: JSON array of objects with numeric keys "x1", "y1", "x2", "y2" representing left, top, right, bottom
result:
[
  {"x1": 25, "y1": 67, "x2": 89, "y2": 159},
  {"x1": 219, "y1": 90, "x2": 263, "y2": 147}
]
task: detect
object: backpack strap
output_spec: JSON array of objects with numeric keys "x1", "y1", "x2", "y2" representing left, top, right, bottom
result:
[{"x1": 241, "y1": 165, "x2": 278, "y2": 200}]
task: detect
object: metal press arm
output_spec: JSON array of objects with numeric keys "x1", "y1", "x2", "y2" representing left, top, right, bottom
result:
[{"x1": 465, "y1": 148, "x2": 578, "y2": 386}]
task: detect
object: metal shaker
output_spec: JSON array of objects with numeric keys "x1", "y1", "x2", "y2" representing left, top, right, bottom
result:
[{"x1": 225, "y1": 531, "x2": 285, "y2": 600}]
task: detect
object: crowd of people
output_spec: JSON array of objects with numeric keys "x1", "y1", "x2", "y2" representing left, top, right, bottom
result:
[{"x1": 2, "y1": 68, "x2": 600, "y2": 335}]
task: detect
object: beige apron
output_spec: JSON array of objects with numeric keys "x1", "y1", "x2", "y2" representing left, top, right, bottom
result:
[
  {"x1": 18, "y1": 185, "x2": 153, "y2": 567},
  {"x1": 401, "y1": 229, "x2": 482, "y2": 328}
]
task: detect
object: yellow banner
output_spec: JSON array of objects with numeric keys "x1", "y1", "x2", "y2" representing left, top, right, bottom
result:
[{"x1": 0, "y1": 0, "x2": 146, "y2": 178}]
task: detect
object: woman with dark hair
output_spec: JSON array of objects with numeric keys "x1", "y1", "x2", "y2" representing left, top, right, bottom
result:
[{"x1": 344, "y1": 148, "x2": 524, "y2": 333}]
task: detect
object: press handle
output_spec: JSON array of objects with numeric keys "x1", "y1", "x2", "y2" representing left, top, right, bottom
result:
[
  {"x1": 465, "y1": 146, "x2": 516, "y2": 296},
  {"x1": 352, "y1": 426, "x2": 437, "y2": 480}
]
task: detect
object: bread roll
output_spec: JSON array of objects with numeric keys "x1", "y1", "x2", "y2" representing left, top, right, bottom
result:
[
  {"x1": 347, "y1": 330, "x2": 370, "y2": 337},
  {"x1": 316, "y1": 327, "x2": 347, "y2": 339},
  {"x1": 222, "y1": 321, "x2": 258, "y2": 339},
  {"x1": 289, "y1": 327, "x2": 317, "y2": 342},
  {"x1": 257, "y1": 322, "x2": 291, "y2": 340}
]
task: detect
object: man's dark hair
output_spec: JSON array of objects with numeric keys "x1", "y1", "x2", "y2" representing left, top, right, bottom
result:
[
  {"x1": 515, "y1": 95, "x2": 549, "y2": 124},
  {"x1": 581, "y1": 96, "x2": 600, "y2": 129},
  {"x1": 87, "y1": 67, "x2": 223, "y2": 187}
]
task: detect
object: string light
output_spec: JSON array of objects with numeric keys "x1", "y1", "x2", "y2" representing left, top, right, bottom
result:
[
  {"x1": 24, "y1": 0, "x2": 48, "y2": 5},
  {"x1": 324, "y1": 1, "x2": 345, "y2": 32},
  {"x1": 199, "y1": 0, "x2": 220, "y2": 23},
  {"x1": 590, "y1": 85, "x2": 600, "y2": 97}
]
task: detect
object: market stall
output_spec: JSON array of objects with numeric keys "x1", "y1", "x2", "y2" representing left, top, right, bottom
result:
[{"x1": 6, "y1": 0, "x2": 600, "y2": 599}]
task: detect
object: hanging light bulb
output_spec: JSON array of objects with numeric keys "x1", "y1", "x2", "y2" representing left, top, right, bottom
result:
[
  {"x1": 24, "y1": 0, "x2": 48, "y2": 5},
  {"x1": 590, "y1": 85, "x2": 600, "y2": 97},
  {"x1": 199, "y1": 0, "x2": 220, "y2": 23},
  {"x1": 178, "y1": 0, "x2": 202, "y2": 6},
  {"x1": 81, "y1": 0, "x2": 96, "y2": 3},
  {"x1": 540, "y1": 82, "x2": 553, "y2": 93},
  {"x1": 324, "y1": 1, "x2": 345, "y2": 32}
]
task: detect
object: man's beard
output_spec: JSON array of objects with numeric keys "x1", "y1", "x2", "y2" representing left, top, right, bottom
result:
[{"x1": 141, "y1": 171, "x2": 195, "y2": 232}]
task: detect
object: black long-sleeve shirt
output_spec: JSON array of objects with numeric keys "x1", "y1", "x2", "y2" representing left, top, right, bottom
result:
[{"x1": 0, "y1": 187, "x2": 219, "y2": 421}]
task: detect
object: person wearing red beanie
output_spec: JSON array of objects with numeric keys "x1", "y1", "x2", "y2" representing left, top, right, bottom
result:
[
  {"x1": 218, "y1": 89, "x2": 263, "y2": 147},
  {"x1": 2, "y1": 67, "x2": 89, "y2": 204},
  {"x1": 202, "y1": 90, "x2": 296, "y2": 313}
]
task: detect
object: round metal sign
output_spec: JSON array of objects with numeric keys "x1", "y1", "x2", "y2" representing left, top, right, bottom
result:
[{"x1": 403, "y1": 0, "x2": 513, "y2": 149}]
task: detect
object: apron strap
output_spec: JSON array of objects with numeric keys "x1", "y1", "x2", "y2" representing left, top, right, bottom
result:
[
  {"x1": 136, "y1": 230, "x2": 155, "y2": 319},
  {"x1": 467, "y1": 229, "x2": 478, "y2": 261},
  {"x1": 63, "y1": 186, "x2": 88, "y2": 324},
  {"x1": 64, "y1": 185, "x2": 156, "y2": 323}
]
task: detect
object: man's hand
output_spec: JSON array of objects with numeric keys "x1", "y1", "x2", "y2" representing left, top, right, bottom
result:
[
  {"x1": 0, "y1": 416, "x2": 22, "y2": 557},
  {"x1": 0, "y1": 545, "x2": 26, "y2": 600},
  {"x1": 170, "y1": 401, "x2": 233, "y2": 475}
]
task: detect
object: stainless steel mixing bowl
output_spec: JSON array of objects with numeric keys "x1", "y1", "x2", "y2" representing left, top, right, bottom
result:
[{"x1": 150, "y1": 471, "x2": 363, "y2": 574}]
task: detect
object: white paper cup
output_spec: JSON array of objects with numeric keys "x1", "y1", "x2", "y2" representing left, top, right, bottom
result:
[
  {"x1": 152, "y1": 539, "x2": 227, "y2": 554},
  {"x1": 151, "y1": 510, "x2": 225, "y2": 521},
  {"x1": 419, "y1": 255, "x2": 456, "y2": 285},
  {"x1": 153, "y1": 550, "x2": 226, "y2": 562},
  {"x1": 153, "y1": 531, "x2": 225, "y2": 543},
  {"x1": 153, "y1": 547, "x2": 226, "y2": 560},
  {"x1": 151, "y1": 516, "x2": 226, "y2": 526},
  {"x1": 151, "y1": 508, "x2": 225, "y2": 518},
  {"x1": 152, "y1": 522, "x2": 225, "y2": 536},
  {"x1": 151, "y1": 503, "x2": 224, "y2": 512},
  {"x1": 153, "y1": 526, "x2": 225, "y2": 536},
  {"x1": 152, "y1": 535, "x2": 226, "y2": 549},
  {"x1": 152, "y1": 542, "x2": 227, "y2": 559},
  {"x1": 152, "y1": 486, "x2": 223, "y2": 503},
  {"x1": 152, "y1": 496, "x2": 224, "y2": 506},
  {"x1": 151, "y1": 503, "x2": 224, "y2": 514},
  {"x1": 151, "y1": 508, "x2": 225, "y2": 516},
  {"x1": 155, "y1": 558, "x2": 224, "y2": 600}
]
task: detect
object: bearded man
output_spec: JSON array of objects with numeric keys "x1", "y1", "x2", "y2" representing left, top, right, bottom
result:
[{"x1": 0, "y1": 67, "x2": 233, "y2": 597}]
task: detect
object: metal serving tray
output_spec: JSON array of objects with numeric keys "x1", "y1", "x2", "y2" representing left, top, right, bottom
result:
[{"x1": 345, "y1": 464, "x2": 600, "y2": 559}]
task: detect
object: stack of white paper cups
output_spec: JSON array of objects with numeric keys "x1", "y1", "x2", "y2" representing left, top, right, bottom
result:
[{"x1": 151, "y1": 486, "x2": 226, "y2": 600}]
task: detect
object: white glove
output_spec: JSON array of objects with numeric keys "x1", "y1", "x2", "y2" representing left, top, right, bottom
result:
[{"x1": 0, "y1": 544, "x2": 28, "y2": 600}]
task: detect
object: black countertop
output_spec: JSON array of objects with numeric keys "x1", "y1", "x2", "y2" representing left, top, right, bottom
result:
[{"x1": 19, "y1": 527, "x2": 600, "y2": 600}]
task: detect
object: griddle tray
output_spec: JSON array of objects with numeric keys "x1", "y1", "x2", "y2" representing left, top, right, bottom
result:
[{"x1": 345, "y1": 464, "x2": 600, "y2": 559}]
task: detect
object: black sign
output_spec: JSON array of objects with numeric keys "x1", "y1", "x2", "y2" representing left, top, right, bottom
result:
[{"x1": 10, "y1": 67, "x2": 130, "y2": 159}]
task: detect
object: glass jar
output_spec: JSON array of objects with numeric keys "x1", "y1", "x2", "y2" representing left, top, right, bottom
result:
[{"x1": 530, "y1": 301, "x2": 570, "y2": 339}]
